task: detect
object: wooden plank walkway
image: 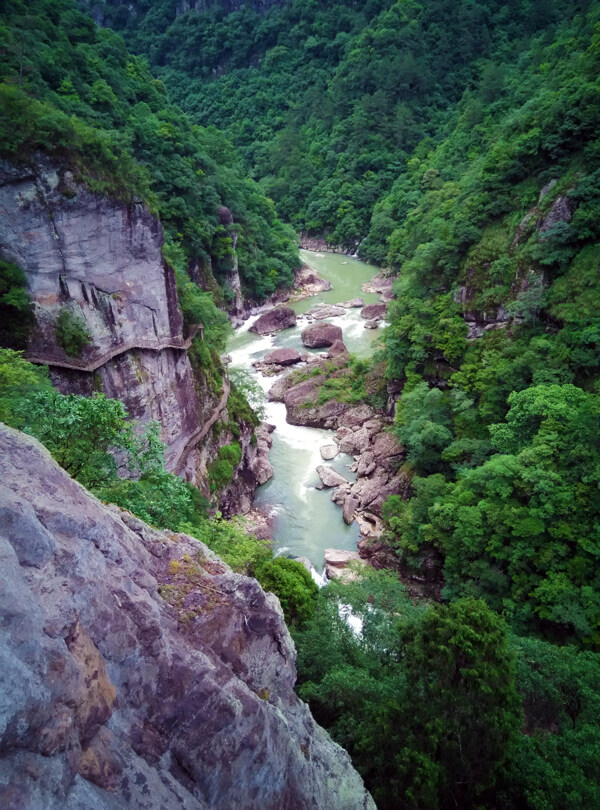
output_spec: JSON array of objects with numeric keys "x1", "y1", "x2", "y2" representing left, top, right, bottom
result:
[{"x1": 25, "y1": 324, "x2": 203, "y2": 373}]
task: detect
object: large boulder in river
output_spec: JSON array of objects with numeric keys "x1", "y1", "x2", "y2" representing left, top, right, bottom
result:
[
  {"x1": 301, "y1": 322, "x2": 343, "y2": 348},
  {"x1": 306, "y1": 305, "x2": 346, "y2": 320},
  {"x1": 316, "y1": 465, "x2": 349, "y2": 488},
  {"x1": 360, "y1": 302, "x2": 387, "y2": 320},
  {"x1": 263, "y1": 347, "x2": 302, "y2": 366},
  {"x1": 250, "y1": 306, "x2": 297, "y2": 335}
]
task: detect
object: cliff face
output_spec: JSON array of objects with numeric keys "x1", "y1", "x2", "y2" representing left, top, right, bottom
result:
[
  {"x1": 0, "y1": 424, "x2": 374, "y2": 809},
  {"x1": 0, "y1": 159, "x2": 259, "y2": 505}
]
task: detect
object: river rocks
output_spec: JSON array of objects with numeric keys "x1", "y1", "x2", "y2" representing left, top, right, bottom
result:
[
  {"x1": 301, "y1": 322, "x2": 343, "y2": 348},
  {"x1": 324, "y1": 549, "x2": 363, "y2": 582},
  {"x1": 316, "y1": 465, "x2": 349, "y2": 488},
  {"x1": 263, "y1": 347, "x2": 302, "y2": 366},
  {"x1": 306, "y1": 305, "x2": 346, "y2": 320},
  {"x1": 327, "y1": 340, "x2": 350, "y2": 358},
  {"x1": 0, "y1": 425, "x2": 375, "y2": 810},
  {"x1": 250, "y1": 306, "x2": 297, "y2": 335},
  {"x1": 339, "y1": 298, "x2": 364, "y2": 308},
  {"x1": 361, "y1": 274, "x2": 395, "y2": 303},
  {"x1": 360, "y1": 302, "x2": 387, "y2": 320},
  {"x1": 320, "y1": 444, "x2": 340, "y2": 460},
  {"x1": 249, "y1": 422, "x2": 275, "y2": 485},
  {"x1": 364, "y1": 318, "x2": 380, "y2": 329},
  {"x1": 283, "y1": 366, "x2": 351, "y2": 428},
  {"x1": 339, "y1": 405, "x2": 376, "y2": 429}
]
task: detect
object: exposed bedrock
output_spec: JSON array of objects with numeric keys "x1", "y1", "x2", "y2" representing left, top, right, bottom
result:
[
  {"x1": 0, "y1": 159, "x2": 263, "y2": 509},
  {"x1": 0, "y1": 425, "x2": 375, "y2": 810},
  {"x1": 0, "y1": 160, "x2": 181, "y2": 363}
]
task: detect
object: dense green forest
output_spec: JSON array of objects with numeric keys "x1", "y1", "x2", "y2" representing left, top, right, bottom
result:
[
  {"x1": 2, "y1": 0, "x2": 600, "y2": 808},
  {"x1": 0, "y1": 0, "x2": 300, "y2": 305}
]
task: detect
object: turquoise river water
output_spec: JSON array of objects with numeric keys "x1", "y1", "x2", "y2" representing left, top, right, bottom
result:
[{"x1": 227, "y1": 250, "x2": 383, "y2": 573}]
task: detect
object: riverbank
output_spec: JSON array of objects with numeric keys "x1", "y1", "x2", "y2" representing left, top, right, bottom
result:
[{"x1": 227, "y1": 250, "x2": 389, "y2": 573}]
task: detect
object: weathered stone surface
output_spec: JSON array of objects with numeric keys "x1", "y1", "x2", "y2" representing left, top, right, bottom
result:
[
  {"x1": 0, "y1": 161, "x2": 182, "y2": 363},
  {"x1": 263, "y1": 347, "x2": 302, "y2": 366},
  {"x1": 342, "y1": 495, "x2": 360, "y2": 525},
  {"x1": 0, "y1": 425, "x2": 375, "y2": 810},
  {"x1": 360, "y1": 303, "x2": 387, "y2": 320},
  {"x1": 339, "y1": 298, "x2": 364, "y2": 308},
  {"x1": 338, "y1": 427, "x2": 372, "y2": 456},
  {"x1": 249, "y1": 422, "x2": 275, "y2": 485},
  {"x1": 267, "y1": 372, "x2": 296, "y2": 402},
  {"x1": 338, "y1": 405, "x2": 376, "y2": 429},
  {"x1": 306, "y1": 305, "x2": 346, "y2": 320},
  {"x1": 0, "y1": 159, "x2": 260, "y2": 512},
  {"x1": 327, "y1": 340, "x2": 350, "y2": 358},
  {"x1": 320, "y1": 444, "x2": 340, "y2": 460},
  {"x1": 361, "y1": 274, "x2": 395, "y2": 302},
  {"x1": 250, "y1": 306, "x2": 297, "y2": 335},
  {"x1": 316, "y1": 465, "x2": 349, "y2": 488},
  {"x1": 324, "y1": 549, "x2": 362, "y2": 582},
  {"x1": 540, "y1": 194, "x2": 575, "y2": 232},
  {"x1": 301, "y1": 322, "x2": 343, "y2": 348}
]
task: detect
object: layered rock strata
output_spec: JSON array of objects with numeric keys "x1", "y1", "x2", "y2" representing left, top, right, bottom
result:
[{"x1": 0, "y1": 425, "x2": 375, "y2": 810}]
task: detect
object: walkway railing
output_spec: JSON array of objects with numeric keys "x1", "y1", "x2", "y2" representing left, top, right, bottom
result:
[{"x1": 25, "y1": 324, "x2": 204, "y2": 373}]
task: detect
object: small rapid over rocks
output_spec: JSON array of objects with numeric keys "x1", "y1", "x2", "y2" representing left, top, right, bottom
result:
[{"x1": 228, "y1": 251, "x2": 386, "y2": 575}]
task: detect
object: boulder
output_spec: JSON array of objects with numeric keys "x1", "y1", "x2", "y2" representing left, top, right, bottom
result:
[
  {"x1": 339, "y1": 298, "x2": 364, "y2": 308},
  {"x1": 324, "y1": 549, "x2": 363, "y2": 582},
  {"x1": 364, "y1": 318, "x2": 380, "y2": 329},
  {"x1": 342, "y1": 495, "x2": 360, "y2": 525},
  {"x1": 250, "y1": 306, "x2": 297, "y2": 335},
  {"x1": 338, "y1": 405, "x2": 375, "y2": 429},
  {"x1": 267, "y1": 373, "x2": 296, "y2": 402},
  {"x1": 306, "y1": 305, "x2": 346, "y2": 320},
  {"x1": 320, "y1": 444, "x2": 339, "y2": 460},
  {"x1": 316, "y1": 465, "x2": 349, "y2": 488},
  {"x1": 360, "y1": 303, "x2": 387, "y2": 320},
  {"x1": 263, "y1": 348, "x2": 302, "y2": 366},
  {"x1": 249, "y1": 423, "x2": 275, "y2": 486},
  {"x1": 326, "y1": 340, "x2": 349, "y2": 358},
  {"x1": 338, "y1": 427, "x2": 371, "y2": 456},
  {"x1": 301, "y1": 322, "x2": 343, "y2": 348}
]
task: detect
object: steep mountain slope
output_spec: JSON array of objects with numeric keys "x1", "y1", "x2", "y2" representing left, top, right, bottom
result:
[{"x1": 92, "y1": 0, "x2": 593, "y2": 249}]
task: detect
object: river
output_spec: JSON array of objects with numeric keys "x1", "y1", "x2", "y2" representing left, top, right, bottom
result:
[{"x1": 227, "y1": 250, "x2": 382, "y2": 573}]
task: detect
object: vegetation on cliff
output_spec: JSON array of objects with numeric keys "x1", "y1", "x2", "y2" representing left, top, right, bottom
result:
[
  {"x1": 2, "y1": 0, "x2": 600, "y2": 807},
  {"x1": 0, "y1": 0, "x2": 300, "y2": 306}
]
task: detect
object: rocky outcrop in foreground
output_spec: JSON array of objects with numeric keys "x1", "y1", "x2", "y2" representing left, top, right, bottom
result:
[{"x1": 0, "y1": 426, "x2": 374, "y2": 810}]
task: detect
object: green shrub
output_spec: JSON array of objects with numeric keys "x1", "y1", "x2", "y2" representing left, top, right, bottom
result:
[
  {"x1": 54, "y1": 308, "x2": 91, "y2": 356},
  {"x1": 255, "y1": 557, "x2": 319, "y2": 628}
]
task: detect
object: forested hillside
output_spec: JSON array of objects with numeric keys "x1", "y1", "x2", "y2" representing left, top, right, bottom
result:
[
  {"x1": 87, "y1": 0, "x2": 596, "y2": 248},
  {"x1": 2, "y1": 1, "x2": 600, "y2": 808},
  {"x1": 1, "y1": 0, "x2": 299, "y2": 307}
]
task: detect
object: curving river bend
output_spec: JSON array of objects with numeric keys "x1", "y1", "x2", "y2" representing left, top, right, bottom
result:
[{"x1": 228, "y1": 250, "x2": 382, "y2": 573}]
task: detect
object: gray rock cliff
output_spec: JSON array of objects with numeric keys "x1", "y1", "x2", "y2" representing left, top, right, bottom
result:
[
  {"x1": 0, "y1": 159, "x2": 261, "y2": 509},
  {"x1": 0, "y1": 424, "x2": 375, "y2": 810}
]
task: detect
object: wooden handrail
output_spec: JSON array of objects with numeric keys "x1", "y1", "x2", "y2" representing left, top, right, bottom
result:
[{"x1": 25, "y1": 323, "x2": 204, "y2": 373}]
